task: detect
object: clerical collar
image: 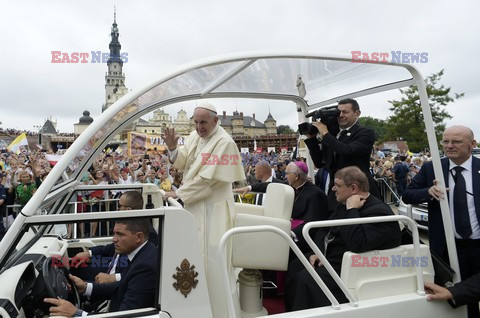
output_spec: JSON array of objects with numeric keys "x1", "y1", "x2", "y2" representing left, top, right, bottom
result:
[{"x1": 295, "y1": 180, "x2": 307, "y2": 190}]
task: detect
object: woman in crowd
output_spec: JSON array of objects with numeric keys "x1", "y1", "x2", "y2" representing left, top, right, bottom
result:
[
  {"x1": 171, "y1": 171, "x2": 183, "y2": 191},
  {"x1": 145, "y1": 168, "x2": 160, "y2": 186},
  {"x1": 159, "y1": 170, "x2": 172, "y2": 191}
]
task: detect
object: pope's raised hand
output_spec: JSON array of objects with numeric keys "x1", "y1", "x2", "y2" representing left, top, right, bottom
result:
[{"x1": 162, "y1": 127, "x2": 180, "y2": 151}]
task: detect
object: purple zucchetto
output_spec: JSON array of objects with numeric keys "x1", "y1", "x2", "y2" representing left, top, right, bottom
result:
[{"x1": 293, "y1": 161, "x2": 308, "y2": 174}]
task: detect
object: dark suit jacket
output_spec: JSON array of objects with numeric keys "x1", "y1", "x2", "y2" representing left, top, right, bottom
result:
[
  {"x1": 449, "y1": 271, "x2": 480, "y2": 306},
  {"x1": 250, "y1": 177, "x2": 287, "y2": 193},
  {"x1": 250, "y1": 177, "x2": 287, "y2": 205},
  {"x1": 304, "y1": 123, "x2": 380, "y2": 206},
  {"x1": 403, "y1": 156, "x2": 480, "y2": 258},
  {"x1": 91, "y1": 241, "x2": 157, "y2": 312}
]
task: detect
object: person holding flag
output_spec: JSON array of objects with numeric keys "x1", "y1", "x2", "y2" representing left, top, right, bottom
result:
[{"x1": 7, "y1": 133, "x2": 28, "y2": 154}]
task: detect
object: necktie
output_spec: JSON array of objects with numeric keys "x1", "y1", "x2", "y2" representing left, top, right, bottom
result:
[
  {"x1": 107, "y1": 253, "x2": 118, "y2": 274},
  {"x1": 117, "y1": 255, "x2": 131, "y2": 276},
  {"x1": 452, "y1": 166, "x2": 472, "y2": 239},
  {"x1": 337, "y1": 129, "x2": 347, "y2": 140}
]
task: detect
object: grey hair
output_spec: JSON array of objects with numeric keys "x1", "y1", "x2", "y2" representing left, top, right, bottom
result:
[{"x1": 287, "y1": 162, "x2": 308, "y2": 181}]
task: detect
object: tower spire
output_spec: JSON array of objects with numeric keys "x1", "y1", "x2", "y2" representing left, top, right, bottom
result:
[
  {"x1": 108, "y1": 5, "x2": 121, "y2": 64},
  {"x1": 103, "y1": 6, "x2": 127, "y2": 112}
]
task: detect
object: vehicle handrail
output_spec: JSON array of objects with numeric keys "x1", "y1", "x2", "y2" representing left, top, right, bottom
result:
[
  {"x1": 302, "y1": 214, "x2": 426, "y2": 307},
  {"x1": 158, "y1": 189, "x2": 182, "y2": 208},
  {"x1": 74, "y1": 184, "x2": 145, "y2": 190},
  {"x1": 218, "y1": 225, "x2": 345, "y2": 318}
]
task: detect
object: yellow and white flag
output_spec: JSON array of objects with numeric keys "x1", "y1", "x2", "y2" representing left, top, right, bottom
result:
[{"x1": 7, "y1": 133, "x2": 29, "y2": 154}]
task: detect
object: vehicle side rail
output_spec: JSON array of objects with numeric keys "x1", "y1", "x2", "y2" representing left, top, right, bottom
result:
[
  {"x1": 158, "y1": 189, "x2": 183, "y2": 207},
  {"x1": 302, "y1": 215, "x2": 426, "y2": 307},
  {"x1": 218, "y1": 225, "x2": 345, "y2": 318}
]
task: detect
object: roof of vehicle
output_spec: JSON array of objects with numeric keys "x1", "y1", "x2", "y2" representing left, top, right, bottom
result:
[{"x1": 27, "y1": 52, "x2": 431, "y2": 215}]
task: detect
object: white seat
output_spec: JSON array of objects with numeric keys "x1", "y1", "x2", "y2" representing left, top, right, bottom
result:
[
  {"x1": 232, "y1": 183, "x2": 294, "y2": 271},
  {"x1": 340, "y1": 244, "x2": 435, "y2": 300}
]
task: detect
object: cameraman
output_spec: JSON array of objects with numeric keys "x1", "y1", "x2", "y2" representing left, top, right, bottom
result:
[{"x1": 303, "y1": 98, "x2": 381, "y2": 210}]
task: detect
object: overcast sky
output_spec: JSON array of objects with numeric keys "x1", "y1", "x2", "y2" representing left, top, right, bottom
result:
[{"x1": 1, "y1": 0, "x2": 479, "y2": 140}]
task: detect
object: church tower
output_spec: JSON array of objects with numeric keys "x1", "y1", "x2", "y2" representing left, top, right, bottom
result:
[
  {"x1": 102, "y1": 7, "x2": 128, "y2": 112},
  {"x1": 264, "y1": 111, "x2": 277, "y2": 135}
]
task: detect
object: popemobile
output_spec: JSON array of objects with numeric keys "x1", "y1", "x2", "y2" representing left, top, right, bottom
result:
[{"x1": 0, "y1": 52, "x2": 465, "y2": 317}]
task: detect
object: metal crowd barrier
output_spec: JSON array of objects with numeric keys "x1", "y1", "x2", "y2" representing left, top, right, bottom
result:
[
  {"x1": 374, "y1": 177, "x2": 400, "y2": 205},
  {"x1": 3, "y1": 204, "x2": 22, "y2": 230}
]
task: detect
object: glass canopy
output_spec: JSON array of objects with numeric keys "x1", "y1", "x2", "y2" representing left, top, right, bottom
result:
[{"x1": 59, "y1": 54, "x2": 415, "y2": 183}]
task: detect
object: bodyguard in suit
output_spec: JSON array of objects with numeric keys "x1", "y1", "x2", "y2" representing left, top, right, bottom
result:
[
  {"x1": 72, "y1": 191, "x2": 158, "y2": 283},
  {"x1": 403, "y1": 125, "x2": 480, "y2": 318},
  {"x1": 45, "y1": 218, "x2": 157, "y2": 316},
  {"x1": 304, "y1": 98, "x2": 381, "y2": 210}
]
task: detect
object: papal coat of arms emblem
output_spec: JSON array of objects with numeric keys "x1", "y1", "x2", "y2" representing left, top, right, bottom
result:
[{"x1": 172, "y1": 258, "x2": 199, "y2": 297}]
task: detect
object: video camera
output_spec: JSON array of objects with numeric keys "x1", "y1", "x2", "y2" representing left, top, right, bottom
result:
[{"x1": 298, "y1": 105, "x2": 340, "y2": 136}]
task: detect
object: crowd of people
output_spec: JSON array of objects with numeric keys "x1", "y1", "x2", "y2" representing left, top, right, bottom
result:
[
  {"x1": 0, "y1": 138, "x2": 298, "y2": 240},
  {"x1": 369, "y1": 150, "x2": 430, "y2": 201},
  {"x1": 0, "y1": 148, "x2": 53, "y2": 238}
]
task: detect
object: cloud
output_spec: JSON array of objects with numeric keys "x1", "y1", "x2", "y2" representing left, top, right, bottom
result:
[{"x1": 1, "y1": 0, "x2": 479, "y2": 140}]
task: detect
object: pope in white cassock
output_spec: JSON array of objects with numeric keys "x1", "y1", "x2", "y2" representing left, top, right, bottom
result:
[{"x1": 163, "y1": 102, "x2": 245, "y2": 317}]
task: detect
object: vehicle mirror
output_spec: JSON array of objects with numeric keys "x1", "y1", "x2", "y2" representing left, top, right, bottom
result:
[{"x1": 53, "y1": 224, "x2": 68, "y2": 237}]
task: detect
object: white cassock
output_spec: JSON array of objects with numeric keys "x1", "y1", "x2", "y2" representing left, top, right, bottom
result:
[{"x1": 170, "y1": 124, "x2": 245, "y2": 318}]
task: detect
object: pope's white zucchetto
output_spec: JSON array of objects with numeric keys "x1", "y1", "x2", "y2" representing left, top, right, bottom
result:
[{"x1": 195, "y1": 102, "x2": 217, "y2": 114}]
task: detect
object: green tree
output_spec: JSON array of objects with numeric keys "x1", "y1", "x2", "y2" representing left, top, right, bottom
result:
[
  {"x1": 358, "y1": 116, "x2": 388, "y2": 141},
  {"x1": 277, "y1": 125, "x2": 295, "y2": 135},
  {"x1": 384, "y1": 70, "x2": 463, "y2": 152}
]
